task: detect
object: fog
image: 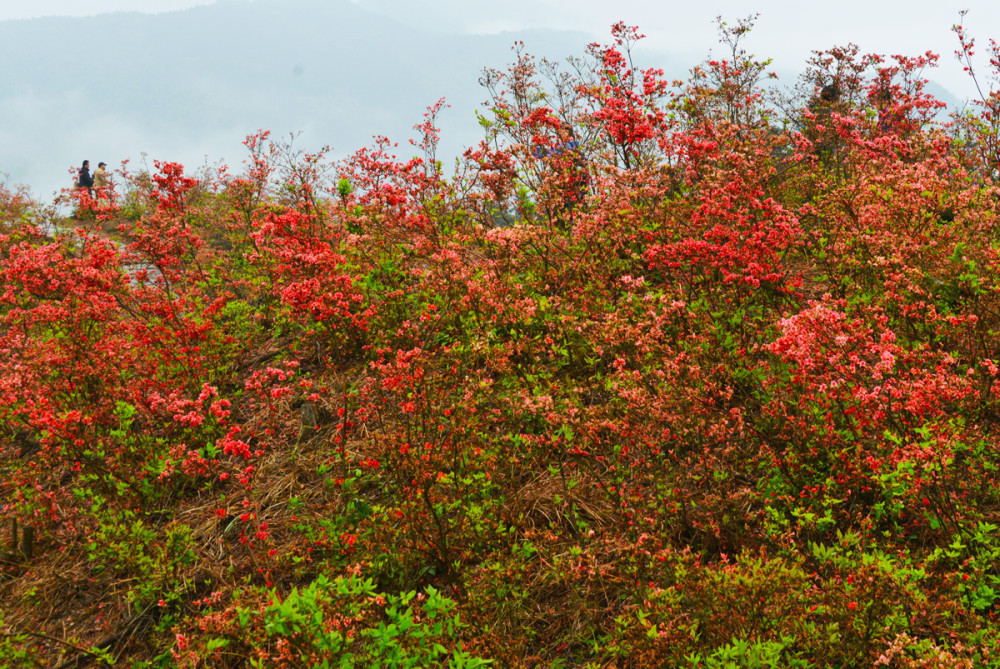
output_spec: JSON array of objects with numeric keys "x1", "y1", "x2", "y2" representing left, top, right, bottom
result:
[
  {"x1": 0, "y1": 0, "x2": 976, "y2": 202},
  {"x1": 0, "y1": 0, "x2": 605, "y2": 201}
]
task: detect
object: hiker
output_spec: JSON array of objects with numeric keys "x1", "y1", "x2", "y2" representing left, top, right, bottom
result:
[
  {"x1": 533, "y1": 124, "x2": 589, "y2": 226},
  {"x1": 808, "y1": 83, "x2": 840, "y2": 127},
  {"x1": 93, "y1": 162, "x2": 111, "y2": 202},
  {"x1": 77, "y1": 160, "x2": 94, "y2": 198},
  {"x1": 871, "y1": 86, "x2": 907, "y2": 137},
  {"x1": 556, "y1": 126, "x2": 588, "y2": 217},
  {"x1": 806, "y1": 83, "x2": 841, "y2": 161}
]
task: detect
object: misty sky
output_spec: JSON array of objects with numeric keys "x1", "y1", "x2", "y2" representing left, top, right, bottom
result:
[
  {"x1": 3, "y1": 0, "x2": 998, "y2": 100},
  {"x1": 3, "y1": 0, "x2": 1000, "y2": 201}
]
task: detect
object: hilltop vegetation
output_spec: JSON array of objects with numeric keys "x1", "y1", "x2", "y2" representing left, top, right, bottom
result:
[
  {"x1": 4, "y1": 18, "x2": 1000, "y2": 667},
  {"x1": 0, "y1": 0, "x2": 603, "y2": 198}
]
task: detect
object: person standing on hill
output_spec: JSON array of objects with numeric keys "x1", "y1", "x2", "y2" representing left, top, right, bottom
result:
[
  {"x1": 555, "y1": 125, "x2": 588, "y2": 218},
  {"x1": 533, "y1": 124, "x2": 589, "y2": 227},
  {"x1": 806, "y1": 83, "x2": 841, "y2": 162},
  {"x1": 807, "y1": 84, "x2": 840, "y2": 127},
  {"x1": 93, "y1": 162, "x2": 110, "y2": 202},
  {"x1": 77, "y1": 160, "x2": 94, "y2": 198},
  {"x1": 871, "y1": 86, "x2": 908, "y2": 138}
]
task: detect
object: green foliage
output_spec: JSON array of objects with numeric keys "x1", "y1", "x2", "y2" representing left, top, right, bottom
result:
[
  {"x1": 685, "y1": 637, "x2": 814, "y2": 668},
  {"x1": 0, "y1": 611, "x2": 42, "y2": 668},
  {"x1": 211, "y1": 576, "x2": 493, "y2": 668},
  {"x1": 7, "y1": 19, "x2": 1000, "y2": 669}
]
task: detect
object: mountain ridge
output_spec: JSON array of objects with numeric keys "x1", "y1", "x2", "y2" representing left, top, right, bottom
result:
[{"x1": 0, "y1": 0, "x2": 601, "y2": 197}]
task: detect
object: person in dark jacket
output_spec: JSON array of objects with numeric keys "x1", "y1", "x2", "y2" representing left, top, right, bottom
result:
[
  {"x1": 806, "y1": 83, "x2": 841, "y2": 162},
  {"x1": 78, "y1": 160, "x2": 94, "y2": 198},
  {"x1": 532, "y1": 125, "x2": 589, "y2": 227}
]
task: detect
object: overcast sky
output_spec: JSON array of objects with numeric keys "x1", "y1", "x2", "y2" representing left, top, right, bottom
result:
[
  {"x1": 0, "y1": 0, "x2": 215, "y2": 20},
  {"x1": 3, "y1": 0, "x2": 999, "y2": 200},
  {"x1": 2, "y1": 0, "x2": 997, "y2": 101}
]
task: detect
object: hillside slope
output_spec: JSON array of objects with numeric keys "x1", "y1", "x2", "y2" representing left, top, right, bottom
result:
[{"x1": 2, "y1": 21, "x2": 1000, "y2": 668}]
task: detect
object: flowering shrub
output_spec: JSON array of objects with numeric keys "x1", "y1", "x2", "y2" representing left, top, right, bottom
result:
[{"x1": 6, "y1": 17, "x2": 1000, "y2": 668}]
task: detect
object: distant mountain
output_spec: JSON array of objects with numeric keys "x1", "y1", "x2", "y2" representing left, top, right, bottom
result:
[
  {"x1": 0, "y1": 0, "x2": 964, "y2": 201},
  {"x1": 0, "y1": 0, "x2": 618, "y2": 199}
]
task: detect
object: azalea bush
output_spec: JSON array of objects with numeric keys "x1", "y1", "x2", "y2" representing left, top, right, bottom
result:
[{"x1": 4, "y1": 16, "x2": 1000, "y2": 668}]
